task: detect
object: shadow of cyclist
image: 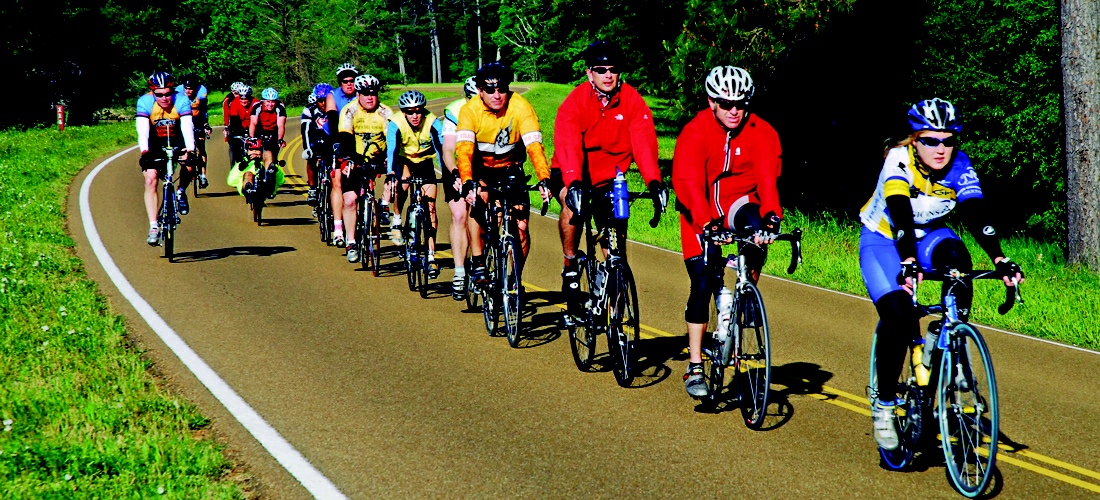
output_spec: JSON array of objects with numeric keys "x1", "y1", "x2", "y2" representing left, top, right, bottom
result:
[{"x1": 171, "y1": 245, "x2": 296, "y2": 263}]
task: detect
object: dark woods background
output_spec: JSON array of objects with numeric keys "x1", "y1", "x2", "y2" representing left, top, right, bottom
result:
[{"x1": 0, "y1": 0, "x2": 1062, "y2": 240}]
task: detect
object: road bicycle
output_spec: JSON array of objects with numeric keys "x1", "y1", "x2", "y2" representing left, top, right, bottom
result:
[
  {"x1": 192, "y1": 125, "x2": 210, "y2": 198},
  {"x1": 314, "y1": 153, "x2": 335, "y2": 245},
  {"x1": 470, "y1": 174, "x2": 547, "y2": 347},
  {"x1": 700, "y1": 226, "x2": 802, "y2": 428},
  {"x1": 244, "y1": 137, "x2": 284, "y2": 226},
  {"x1": 154, "y1": 146, "x2": 189, "y2": 262},
  {"x1": 564, "y1": 188, "x2": 664, "y2": 387},
  {"x1": 868, "y1": 267, "x2": 1021, "y2": 497},
  {"x1": 352, "y1": 165, "x2": 384, "y2": 275},
  {"x1": 398, "y1": 176, "x2": 436, "y2": 297}
]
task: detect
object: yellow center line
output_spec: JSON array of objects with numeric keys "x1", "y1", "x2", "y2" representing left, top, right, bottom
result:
[{"x1": 404, "y1": 215, "x2": 1100, "y2": 494}]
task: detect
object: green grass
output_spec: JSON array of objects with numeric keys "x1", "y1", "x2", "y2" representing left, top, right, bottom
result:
[
  {"x1": 519, "y1": 82, "x2": 1100, "y2": 351},
  {"x1": 0, "y1": 124, "x2": 245, "y2": 497}
]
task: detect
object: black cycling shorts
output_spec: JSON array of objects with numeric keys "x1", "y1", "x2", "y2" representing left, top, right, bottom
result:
[{"x1": 476, "y1": 165, "x2": 531, "y2": 217}]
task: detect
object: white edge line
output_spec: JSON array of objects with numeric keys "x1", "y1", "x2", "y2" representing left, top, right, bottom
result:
[
  {"x1": 536, "y1": 207, "x2": 1100, "y2": 357},
  {"x1": 79, "y1": 146, "x2": 346, "y2": 499}
]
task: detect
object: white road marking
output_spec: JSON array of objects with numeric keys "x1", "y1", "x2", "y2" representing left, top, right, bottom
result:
[{"x1": 79, "y1": 146, "x2": 346, "y2": 499}]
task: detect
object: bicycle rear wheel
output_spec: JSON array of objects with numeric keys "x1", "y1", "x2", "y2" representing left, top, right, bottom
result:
[
  {"x1": 567, "y1": 259, "x2": 596, "y2": 371},
  {"x1": 318, "y1": 183, "x2": 331, "y2": 243},
  {"x1": 605, "y1": 264, "x2": 639, "y2": 387},
  {"x1": 938, "y1": 323, "x2": 998, "y2": 498},
  {"x1": 868, "y1": 326, "x2": 925, "y2": 470},
  {"x1": 161, "y1": 184, "x2": 176, "y2": 261},
  {"x1": 481, "y1": 245, "x2": 499, "y2": 336},
  {"x1": 704, "y1": 309, "x2": 735, "y2": 405},
  {"x1": 735, "y1": 283, "x2": 771, "y2": 428},
  {"x1": 405, "y1": 226, "x2": 420, "y2": 292},
  {"x1": 359, "y1": 198, "x2": 373, "y2": 271},
  {"x1": 464, "y1": 260, "x2": 480, "y2": 311},
  {"x1": 501, "y1": 238, "x2": 523, "y2": 347},
  {"x1": 369, "y1": 198, "x2": 381, "y2": 275}
]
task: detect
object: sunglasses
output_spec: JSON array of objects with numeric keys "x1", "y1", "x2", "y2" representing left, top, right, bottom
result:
[
  {"x1": 153, "y1": 91, "x2": 173, "y2": 98},
  {"x1": 916, "y1": 136, "x2": 959, "y2": 148},
  {"x1": 590, "y1": 66, "x2": 620, "y2": 75},
  {"x1": 481, "y1": 85, "x2": 509, "y2": 95},
  {"x1": 340, "y1": 78, "x2": 355, "y2": 84},
  {"x1": 357, "y1": 89, "x2": 378, "y2": 96},
  {"x1": 714, "y1": 98, "x2": 748, "y2": 111},
  {"x1": 403, "y1": 108, "x2": 426, "y2": 115}
]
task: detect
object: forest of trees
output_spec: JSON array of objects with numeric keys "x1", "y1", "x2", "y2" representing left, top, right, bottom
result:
[{"x1": 2, "y1": 0, "x2": 1092, "y2": 261}]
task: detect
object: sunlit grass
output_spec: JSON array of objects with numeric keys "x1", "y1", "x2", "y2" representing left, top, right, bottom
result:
[{"x1": 0, "y1": 124, "x2": 244, "y2": 496}]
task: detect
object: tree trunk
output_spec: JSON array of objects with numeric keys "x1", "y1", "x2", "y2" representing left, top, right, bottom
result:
[
  {"x1": 1062, "y1": 0, "x2": 1100, "y2": 270},
  {"x1": 396, "y1": 33, "x2": 406, "y2": 81},
  {"x1": 476, "y1": 0, "x2": 483, "y2": 68}
]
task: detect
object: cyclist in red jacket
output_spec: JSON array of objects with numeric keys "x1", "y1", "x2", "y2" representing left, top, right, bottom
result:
[
  {"x1": 550, "y1": 40, "x2": 667, "y2": 298},
  {"x1": 671, "y1": 66, "x2": 783, "y2": 398}
]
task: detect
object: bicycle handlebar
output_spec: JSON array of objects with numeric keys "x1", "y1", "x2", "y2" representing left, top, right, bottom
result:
[
  {"x1": 476, "y1": 175, "x2": 550, "y2": 216},
  {"x1": 703, "y1": 227, "x2": 802, "y2": 274},
  {"x1": 916, "y1": 268, "x2": 1023, "y2": 316}
]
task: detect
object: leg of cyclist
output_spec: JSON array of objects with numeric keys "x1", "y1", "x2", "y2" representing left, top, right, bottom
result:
[
  {"x1": 443, "y1": 168, "x2": 469, "y2": 297},
  {"x1": 306, "y1": 156, "x2": 318, "y2": 205},
  {"x1": 552, "y1": 170, "x2": 583, "y2": 296},
  {"x1": 467, "y1": 182, "x2": 491, "y2": 283},
  {"x1": 422, "y1": 181, "x2": 439, "y2": 278},
  {"x1": 925, "y1": 228, "x2": 973, "y2": 321},
  {"x1": 141, "y1": 155, "x2": 163, "y2": 245},
  {"x1": 331, "y1": 165, "x2": 345, "y2": 247},
  {"x1": 683, "y1": 242, "x2": 721, "y2": 398},
  {"x1": 861, "y1": 227, "x2": 921, "y2": 450},
  {"x1": 728, "y1": 198, "x2": 769, "y2": 284},
  {"x1": 196, "y1": 135, "x2": 209, "y2": 187},
  {"x1": 342, "y1": 179, "x2": 360, "y2": 263},
  {"x1": 391, "y1": 163, "x2": 410, "y2": 245}
]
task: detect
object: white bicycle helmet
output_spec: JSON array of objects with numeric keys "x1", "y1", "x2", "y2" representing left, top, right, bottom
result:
[
  {"x1": 261, "y1": 87, "x2": 279, "y2": 100},
  {"x1": 398, "y1": 90, "x2": 427, "y2": 109},
  {"x1": 336, "y1": 63, "x2": 359, "y2": 78},
  {"x1": 239, "y1": 84, "x2": 253, "y2": 97},
  {"x1": 704, "y1": 66, "x2": 754, "y2": 102},
  {"x1": 230, "y1": 81, "x2": 244, "y2": 94},
  {"x1": 354, "y1": 74, "x2": 381, "y2": 93},
  {"x1": 306, "y1": 93, "x2": 317, "y2": 105},
  {"x1": 463, "y1": 76, "x2": 478, "y2": 98}
]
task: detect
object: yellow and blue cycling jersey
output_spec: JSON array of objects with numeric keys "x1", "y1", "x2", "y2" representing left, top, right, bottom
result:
[
  {"x1": 441, "y1": 98, "x2": 465, "y2": 137},
  {"x1": 176, "y1": 84, "x2": 208, "y2": 125},
  {"x1": 136, "y1": 91, "x2": 192, "y2": 144},
  {"x1": 338, "y1": 101, "x2": 392, "y2": 161},
  {"x1": 385, "y1": 112, "x2": 444, "y2": 174},
  {"x1": 859, "y1": 145, "x2": 983, "y2": 239}
]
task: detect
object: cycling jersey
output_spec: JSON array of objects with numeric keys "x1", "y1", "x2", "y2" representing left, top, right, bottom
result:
[
  {"x1": 338, "y1": 100, "x2": 392, "y2": 161},
  {"x1": 551, "y1": 82, "x2": 660, "y2": 188},
  {"x1": 442, "y1": 98, "x2": 465, "y2": 137},
  {"x1": 324, "y1": 91, "x2": 358, "y2": 135},
  {"x1": 455, "y1": 92, "x2": 550, "y2": 182},
  {"x1": 860, "y1": 146, "x2": 983, "y2": 240},
  {"x1": 672, "y1": 110, "x2": 782, "y2": 234},
  {"x1": 386, "y1": 112, "x2": 443, "y2": 174},
  {"x1": 226, "y1": 97, "x2": 256, "y2": 135},
  {"x1": 136, "y1": 91, "x2": 194, "y2": 150},
  {"x1": 301, "y1": 104, "x2": 330, "y2": 150},
  {"x1": 250, "y1": 101, "x2": 287, "y2": 135},
  {"x1": 176, "y1": 84, "x2": 208, "y2": 126}
]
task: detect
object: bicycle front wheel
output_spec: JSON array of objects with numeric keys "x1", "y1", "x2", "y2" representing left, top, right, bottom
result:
[
  {"x1": 481, "y1": 245, "x2": 499, "y2": 336},
  {"x1": 369, "y1": 198, "x2": 381, "y2": 275},
  {"x1": 501, "y1": 238, "x2": 523, "y2": 347},
  {"x1": 417, "y1": 209, "x2": 430, "y2": 298},
  {"x1": 405, "y1": 228, "x2": 419, "y2": 292},
  {"x1": 605, "y1": 264, "x2": 639, "y2": 387},
  {"x1": 868, "y1": 324, "x2": 926, "y2": 470},
  {"x1": 735, "y1": 283, "x2": 771, "y2": 429},
  {"x1": 938, "y1": 323, "x2": 998, "y2": 498},
  {"x1": 567, "y1": 259, "x2": 596, "y2": 371}
]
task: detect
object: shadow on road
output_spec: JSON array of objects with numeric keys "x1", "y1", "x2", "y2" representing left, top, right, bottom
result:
[
  {"x1": 171, "y1": 245, "x2": 296, "y2": 263},
  {"x1": 261, "y1": 217, "x2": 315, "y2": 227},
  {"x1": 513, "y1": 290, "x2": 564, "y2": 348},
  {"x1": 194, "y1": 190, "x2": 240, "y2": 199}
]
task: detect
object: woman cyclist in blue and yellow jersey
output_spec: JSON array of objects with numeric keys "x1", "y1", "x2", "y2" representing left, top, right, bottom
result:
[
  {"x1": 177, "y1": 73, "x2": 210, "y2": 188},
  {"x1": 335, "y1": 74, "x2": 393, "y2": 263},
  {"x1": 386, "y1": 90, "x2": 445, "y2": 278},
  {"x1": 439, "y1": 76, "x2": 478, "y2": 298},
  {"x1": 861, "y1": 98, "x2": 1023, "y2": 451},
  {"x1": 301, "y1": 83, "x2": 334, "y2": 206},
  {"x1": 456, "y1": 62, "x2": 552, "y2": 284},
  {"x1": 136, "y1": 71, "x2": 196, "y2": 245}
]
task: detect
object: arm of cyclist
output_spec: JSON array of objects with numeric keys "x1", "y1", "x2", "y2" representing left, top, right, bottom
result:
[
  {"x1": 553, "y1": 91, "x2": 585, "y2": 188},
  {"x1": 885, "y1": 192, "x2": 922, "y2": 291},
  {"x1": 670, "y1": 120, "x2": 711, "y2": 235},
  {"x1": 180, "y1": 113, "x2": 196, "y2": 154},
  {"x1": 385, "y1": 120, "x2": 400, "y2": 176},
  {"x1": 455, "y1": 105, "x2": 477, "y2": 184},
  {"x1": 222, "y1": 95, "x2": 231, "y2": 140},
  {"x1": 958, "y1": 197, "x2": 1023, "y2": 285},
  {"x1": 752, "y1": 131, "x2": 783, "y2": 243},
  {"x1": 276, "y1": 110, "x2": 286, "y2": 147}
]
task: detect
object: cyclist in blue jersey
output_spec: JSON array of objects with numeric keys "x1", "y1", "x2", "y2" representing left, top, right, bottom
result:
[
  {"x1": 302, "y1": 83, "x2": 334, "y2": 205},
  {"x1": 177, "y1": 73, "x2": 210, "y2": 188},
  {"x1": 386, "y1": 90, "x2": 445, "y2": 276},
  {"x1": 440, "y1": 76, "x2": 477, "y2": 297},
  {"x1": 137, "y1": 71, "x2": 195, "y2": 244},
  {"x1": 861, "y1": 98, "x2": 1023, "y2": 450}
]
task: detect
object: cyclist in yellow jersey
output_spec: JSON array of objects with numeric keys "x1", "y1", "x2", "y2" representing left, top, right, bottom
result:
[
  {"x1": 335, "y1": 74, "x2": 392, "y2": 262},
  {"x1": 387, "y1": 90, "x2": 445, "y2": 277},
  {"x1": 456, "y1": 61, "x2": 551, "y2": 284}
]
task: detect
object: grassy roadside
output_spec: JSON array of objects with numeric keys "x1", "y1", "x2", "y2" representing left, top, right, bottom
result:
[
  {"x1": 0, "y1": 124, "x2": 244, "y2": 496},
  {"x1": 520, "y1": 82, "x2": 1100, "y2": 351}
]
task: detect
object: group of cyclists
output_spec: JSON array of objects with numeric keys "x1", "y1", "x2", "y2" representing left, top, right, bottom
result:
[{"x1": 134, "y1": 39, "x2": 1025, "y2": 462}]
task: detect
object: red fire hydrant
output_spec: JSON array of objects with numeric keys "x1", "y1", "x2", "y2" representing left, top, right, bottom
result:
[{"x1": 56, "y1": 104, "x2": 65, "y2": 131}]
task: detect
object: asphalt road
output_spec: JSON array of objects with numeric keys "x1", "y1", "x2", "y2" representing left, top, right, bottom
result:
[{"x1": 69, "y1": 93, "x2": 1100, "y2": 498}]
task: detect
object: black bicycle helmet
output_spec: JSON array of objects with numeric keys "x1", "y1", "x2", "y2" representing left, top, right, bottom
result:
[
  {"x1": 475, "y1": 61, "x2": 512, "y2": 90},
  {"x1": 583, "y1": 40, "x2": 623, "y2": 68}
]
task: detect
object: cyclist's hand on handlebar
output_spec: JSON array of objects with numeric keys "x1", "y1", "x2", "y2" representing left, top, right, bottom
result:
[
  {"x1": 704, "y1": 219, "x2": 733, "y2": 245},
  {"x1": 565, "y1": 181, "x2": 584, "y2": 217},
  {"x1": 302, "y1": 148, "x2": 312, "y2": 160},
  {"x1": 647, "y1": 180, "x2": 669, "y2": 213},
  {"x1": 995, "y1": 257, "x2": 1024, "y2": 286},
  {"x1": 462, "y1": 180, "x2": 478, "y2": 206},
  {"x1": 536, "y1": 179, "x2": 551, "y2": 206},
  {"x1": 278, "y1": 139, "x2": 287, "y2": 149},
  {"x1": 223, "y1": 129, "x2": 228, "y2": 141},
  {"x1": 753, "y1": 211, "x2": 782, "y2": 245},
  {"x1": 897, "y1": 259, "x2": 922, "y2": 294},
  {"x1": 451, "y1": 172, "x2": 463, "y2": 193}
]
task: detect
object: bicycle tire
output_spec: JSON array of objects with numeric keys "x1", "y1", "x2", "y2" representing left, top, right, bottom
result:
[
  {"x1": 318, "y1": 182, "x2": 331, "y2": 243},
  {"x1": 501, "y1": 238, "x2": 523, "y2": 347},
  {"x1": 868, "y1": 326, "x2": 924, "y2": 470},
  {"x1": 567, "y1": 259, "x2": 597, "y2": 371},
  {"x1": 605, "y1": 264, "x2": 639, "y2": 387},
  {"x1": 938, "y1": 323, "x2": 998, "y2": 498},
  {"x1": 705, "y1": 301, "x2": 735, "y2": 405},
  {"x1": 405, "y1": 227, "x2": 419, "y2": 292},
  {"x1": 481, "y1": 245, "x2": 499, "y2": 336},
  {"x1": 735, "y1": 283, "x2": 771, "y2": 428},
  {"x1": 359, "y1": 198, "x2": 372, "y2": 271},
  {"x1": 417, "y1": 207, "x2": 430, "y2": 298},
  {"x1": 464, "y1": 267, "x2": 480, "y2": 311},
  {"x1": 369, "y1": 198, "x2": 381, "y2": 276},
  {"x1": 161, "y1": 182, "x2": 176, "y2": 262}
]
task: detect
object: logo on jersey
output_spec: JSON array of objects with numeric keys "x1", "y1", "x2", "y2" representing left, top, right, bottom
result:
[
  {"x1": 958, "y1": 167, "x2": 980, "y2": 186},
  {"x1": 495, "y1": 119, "x2": 513, "y2": 148},
  {"x1": 982, "y1": 225, "x2": 996, "y2": 236}
]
